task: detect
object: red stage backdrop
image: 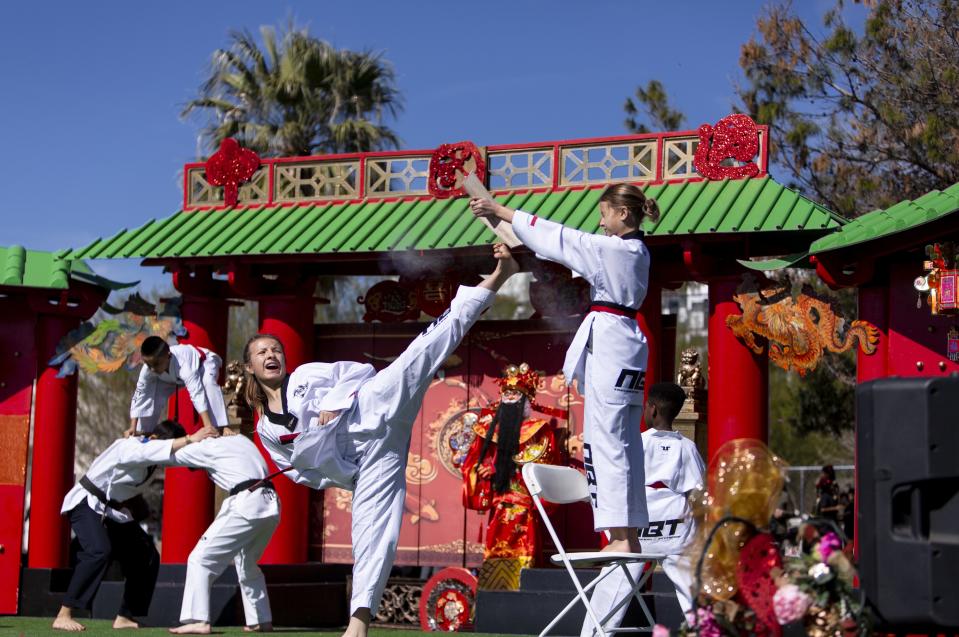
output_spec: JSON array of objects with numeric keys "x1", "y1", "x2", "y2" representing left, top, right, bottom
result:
[{"x1": 309, "y1": 318, "x2": 601, "y2": 567}]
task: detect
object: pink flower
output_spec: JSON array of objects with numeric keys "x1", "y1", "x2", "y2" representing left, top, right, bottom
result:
[
  {"x1": 818, "y1": 532, "x2": 842, "y2": 562},
  {"x1": 652, "y1": 625, "x2": 670, "y2": 637},
  {"x1": 685, "y1": 607, "x2": 721, "y2": 637},
  {"x1": 773, "y1": 583, "x2": 813, "y2": 625}
]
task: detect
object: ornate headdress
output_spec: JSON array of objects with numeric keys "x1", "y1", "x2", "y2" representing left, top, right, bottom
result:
[{"x1": 494, "y1": 363, "x2": 539, "y2": 400}]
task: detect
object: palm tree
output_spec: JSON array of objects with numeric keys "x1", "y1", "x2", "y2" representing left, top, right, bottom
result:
[{"x1": 182, "y1": 23, "x2": 402, "y2": 157}]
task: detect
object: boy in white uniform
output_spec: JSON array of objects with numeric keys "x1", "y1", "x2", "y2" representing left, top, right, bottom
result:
[
  {"x1": 127, "y1": 336, "x2": 228, "y2": 437},
  {"x1": 53, "y1": 421, "x2": 213, "y2": 632},
  {"x1": 471, "y1": 185, "x2": 660, "y2": 552},
  {"x1": 580, "y1": 383, "x2": 705, "y2": 636},
  {"x1": 247, "y1": 244, "x2": 519, "y2": 637},
  {"x1": 167, "y1": 434, "x2": 280, "y2": 635}
]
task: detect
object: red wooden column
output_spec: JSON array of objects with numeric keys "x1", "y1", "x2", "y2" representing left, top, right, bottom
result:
[
  {"x1": 256, "y1": 293, "x2": 314, "y2": 564},
  {"x1": 856, "y1": 282, "x2": 888, "y2": 383},
  {"x1": 637, "y1": 283, "x2": 662, "y2": 430},
  {"x1": 706, "y1": 275, "x2": 769, "y2": 461},
  {"x1": 160, "y1": 294, "x2": 226, "y2": 563},
  {"x1": 27, "y1": 313, "x2": 81, "y2": 568}
]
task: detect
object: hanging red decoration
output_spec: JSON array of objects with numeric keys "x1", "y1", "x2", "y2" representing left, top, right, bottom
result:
[
  {"x1": 357, "y1": 280, "x2": 419, "y2": 323},
  {"x1": 917, "y1": 242, "x2": 959, "y2": 315},
  {"x1": 428, "y1": 141, "x2": 487, "y2": 198},
  {"x1": 205, "y1": 138, "x2": 260, "y2": 207},
  {"x1": 735, "y1": 532, "x2": 784, "y2": 637},
  {"x1": 414, "y1": 277, "x2": 458, "y2": 318},
  {"x1": 693, "y1": 114, "x2": 761, "y2": 180}
]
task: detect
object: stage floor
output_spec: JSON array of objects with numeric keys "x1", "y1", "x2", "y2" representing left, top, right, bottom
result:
[{"x1": 1, "y1": 618, "x2": 516, "y2": 636}]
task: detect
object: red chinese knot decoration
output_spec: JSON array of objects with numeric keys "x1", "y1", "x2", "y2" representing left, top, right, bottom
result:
[
  {"x1": 693, "y1": 114, "x2": 761, "y2": 180},
  {"x1": 358, "y1": 280, "x2": 419, "y2": 323},
  {"x1": 205, "y1": 138, "x2": 260, "y2": 207},
  {"x1": 428, "y1": 141, "x2": 487, "y2": 198}
]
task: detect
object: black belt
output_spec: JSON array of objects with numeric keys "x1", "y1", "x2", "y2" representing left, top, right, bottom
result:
[
  {"x1": 80, "y1": 475, "x2": 150, "y2": 521},
  {"x1": 229, "y1": 478, "x2": 275, "y2": 496},
  {"x1": 590, "y1": 301, "x2": 640, "y2": 317}
]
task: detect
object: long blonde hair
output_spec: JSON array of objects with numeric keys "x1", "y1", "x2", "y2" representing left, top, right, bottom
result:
[
  {"x1": 599, "y1": 183, "x2": 660, "y2": 225},
  {"x1": 242, "y1": 333, "x2": 284, "y2": 413}
]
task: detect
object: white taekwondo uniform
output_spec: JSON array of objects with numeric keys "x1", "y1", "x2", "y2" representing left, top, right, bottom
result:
[
  {"x1": 130, "y1": 344, "x2": 228, "y2": 432},
  {"x1": 511, "y1": 209, "x2": 650, "y2": 529},
  {"x1": 169, "y1": 435, "x2": 280, "y2": 627},
  {"x1": 580, "y1": 428, "x2": 705, "y2": 636},
  {"x1": 257, "y1": 284, "x2": 495, "y2": 616},
  {"x1": 62, "y1": 437, "x2": 174, "y2": 523},
  {"x1": 60, "y1": 437, "x2": 174, "y2": 616}
]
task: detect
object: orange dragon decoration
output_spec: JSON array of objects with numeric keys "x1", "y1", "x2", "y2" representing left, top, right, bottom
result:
[{"x1": 726, "y1": 275, "x2": 880, "y2": 375}]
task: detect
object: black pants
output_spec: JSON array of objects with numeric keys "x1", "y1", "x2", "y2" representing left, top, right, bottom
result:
[{"x1": 62, "y1": 501, "x2": 159, "y2": 618}]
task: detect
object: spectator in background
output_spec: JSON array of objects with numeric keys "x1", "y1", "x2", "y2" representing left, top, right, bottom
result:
[
  {"x1": 814, "y1": 465, "x2": 842, "y2": 526},
  {"x1": 839, "y1": 486, "x2": 855, "y2": 541}
]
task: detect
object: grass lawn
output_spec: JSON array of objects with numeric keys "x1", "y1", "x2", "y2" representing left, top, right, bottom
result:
[{"x1": 0, "y1": 619, "x2": 515, "y2": 637}]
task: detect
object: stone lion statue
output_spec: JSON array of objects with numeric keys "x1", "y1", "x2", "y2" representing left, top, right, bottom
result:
[{"x1": 676, "y1": 348, "x2": 704, "y2": 391}]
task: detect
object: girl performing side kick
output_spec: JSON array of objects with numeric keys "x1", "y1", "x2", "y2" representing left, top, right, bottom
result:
[
  {"x1": 247, "y1": 244, "x2": 518, "y2": 637},
  {"x1": 470, "y1": 185, "x2": 659, "y2": 553}
]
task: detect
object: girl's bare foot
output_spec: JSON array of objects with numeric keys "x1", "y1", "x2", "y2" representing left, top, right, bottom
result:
[
  {"x1": 340, "y1": 608, "x2": 370, "y2": 637},
  {"x1": 169, "y1": 623, "x2": 211, "y2": 634},
  {"x1": 53, "y1": 607, "x2": 85, "y2": 632},
  {"x1": 113, "y1": 615, "x2": 140, "y2": 629},
  {"x1": 244, "y1": 624, "x2": 273, "y2": 633}
]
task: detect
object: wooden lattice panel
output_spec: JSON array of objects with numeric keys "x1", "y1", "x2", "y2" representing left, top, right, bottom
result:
[
  {"x1": 560, "y1": 141, "x2": 656, "y2": 186},
  {"x1": 662, "y1": 136, "x2": 700, "y2": 180},
  {"x1": 187, "y1": 166, "x2": 269, "y2": 207},
  {"x1": 488, "y1": 148, "x2": 553, "y2": 190},
  {"x1": 366, "y1": 156, "x2": 431, "y2": 197},
  {"x1": 274, "y1": 160, "x2": 359, "y2": 202}
]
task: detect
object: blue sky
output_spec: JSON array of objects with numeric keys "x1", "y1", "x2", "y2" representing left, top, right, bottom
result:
[{"x1": 0, "y1": 0, "x2": 864, "y2": 287}]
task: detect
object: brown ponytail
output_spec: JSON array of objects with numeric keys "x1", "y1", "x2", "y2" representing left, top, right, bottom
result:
[
  {"x1": 242, "y1": 333, "x2": 284, "y2": 413},
  {"x1": 599, "y1": 183, "x2": 660, "y2": 225}
]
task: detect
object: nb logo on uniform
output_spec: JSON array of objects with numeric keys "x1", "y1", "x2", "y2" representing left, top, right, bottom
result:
[
  {"x1": 583, "y1": 443, "x2": 598, "y2": 507},
  {"x1": 614, "y1": 369, "x2": 645, "y2": 393},
  {"x1": 422, "y1": 308, "x2": 450, "y2": 336},
  {"x1": 660, "y1": 445, "x2": 671, "y2": 452},
  {"x1": 640, "y1": 518, "x2": 684, "y2": 538},
  {"x1": 293, "y1": 384, "x2": 308, "y2": 398}
]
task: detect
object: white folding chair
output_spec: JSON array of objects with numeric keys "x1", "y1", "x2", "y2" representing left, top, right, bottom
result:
[{"x1": 523, "y1": 463, "x2": 665, "y2": 637}]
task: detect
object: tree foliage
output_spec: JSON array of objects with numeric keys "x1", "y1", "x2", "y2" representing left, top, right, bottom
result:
[
  {"x1": 183, "y1": 22, "x2": 402, "y2": 157},
  {"x1": 624, "y1": 80, "x2": 686, "y2": 134},
  {"x1": 737, "y1": 0, "x2": 959, "y2": 217}
]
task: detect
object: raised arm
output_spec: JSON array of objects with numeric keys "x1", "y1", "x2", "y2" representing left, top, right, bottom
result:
[{"x1": 470, "y1": 199, "x2": 604, "y2": 283}]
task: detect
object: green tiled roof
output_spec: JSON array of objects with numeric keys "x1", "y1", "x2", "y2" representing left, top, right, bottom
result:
[
  {"x1": 0, "y1": 245, "x2": 135, "y2": 290},
  {"x1": 69, "y1": 176, "x2": 843, "y2": 260},
  {"x1": 809, "y1": 182, "x2": 959, "y2": 256}
]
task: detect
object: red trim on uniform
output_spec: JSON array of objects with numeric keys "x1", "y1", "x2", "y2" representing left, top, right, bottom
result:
[
  {"x1": 530, "y1": 215, "x2": 538, "y2": 227},
  {"x1": 648, "y1": 481, "x2": 668, "y2": 490},
  {"x1": 279, "y1": 433, "x2": 299, "y2": 444}
]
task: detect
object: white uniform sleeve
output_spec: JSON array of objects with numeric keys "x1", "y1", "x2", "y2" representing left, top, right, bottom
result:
[
  {"x1": 130, "y1": 365, "x2": 155, "y2": 418},
  {"x1": 256, "y1": 423, "x2": 330, "y2": 489},
  {"x1": 511, "y1": 209, "x2": 606, "y2": 286},
  {"x1": 676, "y1": 441, "x2": 705, "y2": 495},
  {"x1": 174, "y1": 346, "x2": 211, "y2": 414},
  {"x1": 115, "y1": 438, "x2": 175, "y2": 468}
]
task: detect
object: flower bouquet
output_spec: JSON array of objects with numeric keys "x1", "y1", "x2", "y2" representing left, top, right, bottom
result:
[{"x1": 655, "y1": 440, "x2": 871, "y2": 637}]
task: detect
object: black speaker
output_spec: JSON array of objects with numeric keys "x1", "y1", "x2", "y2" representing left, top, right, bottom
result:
[{"x1": 857, "y1": 375, "x2": 959, "y2": 629}]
